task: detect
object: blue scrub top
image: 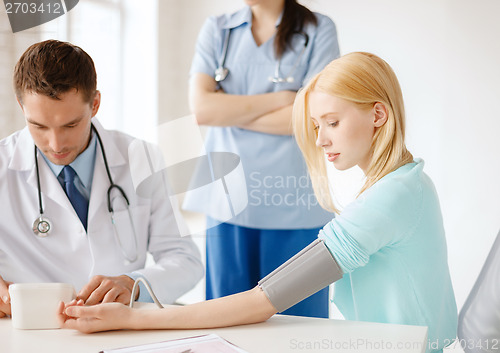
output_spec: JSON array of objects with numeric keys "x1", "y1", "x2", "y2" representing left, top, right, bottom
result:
[{"x1": 185, "y1": 6, "x2": 340, "y2": 229}]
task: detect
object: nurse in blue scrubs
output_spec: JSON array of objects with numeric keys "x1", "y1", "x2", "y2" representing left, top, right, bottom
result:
[{"x1": 185, "y1": 0, "x2": 339, "y2": 318}]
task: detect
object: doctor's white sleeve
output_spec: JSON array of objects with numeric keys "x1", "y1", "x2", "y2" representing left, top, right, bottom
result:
[{"x1": 130, "y1": 167, "x2": 204, "y2": 304}]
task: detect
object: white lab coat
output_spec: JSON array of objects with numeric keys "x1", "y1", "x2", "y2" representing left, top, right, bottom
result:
[{"x1": 0, "y1": 119, "x2": 203, "y2": 304}]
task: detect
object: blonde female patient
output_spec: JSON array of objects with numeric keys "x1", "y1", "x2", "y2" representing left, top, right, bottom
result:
[{"x1": 59, "y1": 52, "x2": 457, "y2": 353}]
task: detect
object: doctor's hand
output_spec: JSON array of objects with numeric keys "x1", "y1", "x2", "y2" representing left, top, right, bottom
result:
[
  {"x1": 58, "y1": 300, "x2": 134, "y2": 333},
  {"x1": 0, "y1": 276, "x2": 12, "y2": 318},
  {"x1": 77, "y1": 275, "x2": 139, "y2": 305}
]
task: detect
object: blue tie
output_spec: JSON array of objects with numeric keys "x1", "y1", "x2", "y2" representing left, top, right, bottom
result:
[{"x1": 62, "y1": 166, "x2": 88, "y2": 230}]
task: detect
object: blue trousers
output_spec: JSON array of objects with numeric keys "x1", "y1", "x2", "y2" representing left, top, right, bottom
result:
[{"x1": 205, "y1": 219, "x2": 329, "y2": 318}]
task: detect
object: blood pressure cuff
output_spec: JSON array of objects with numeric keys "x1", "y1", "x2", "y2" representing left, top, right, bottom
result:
[{"x1": 258, "y1": 239, "x2": 343, "y2": 313}]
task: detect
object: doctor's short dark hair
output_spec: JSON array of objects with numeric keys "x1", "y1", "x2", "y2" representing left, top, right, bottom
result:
[{"x1": 13, "y1": 39, "x2": 97, "y2": 104}]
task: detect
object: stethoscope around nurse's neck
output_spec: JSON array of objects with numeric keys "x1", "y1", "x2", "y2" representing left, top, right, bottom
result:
[
  {"x1": 32, "y1": 124, "x2": 138, "y2": 263},
  {"x1": 214, "y1": 28, "x2": 309, "y2": 84}
]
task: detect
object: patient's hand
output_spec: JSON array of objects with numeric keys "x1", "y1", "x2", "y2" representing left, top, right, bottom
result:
[
  {"x1": 0, "y1": 276, "x2": 12, "y2": 318},
  {"x1": 58, "y1": 300, "x2": 134, "y2": 333}
]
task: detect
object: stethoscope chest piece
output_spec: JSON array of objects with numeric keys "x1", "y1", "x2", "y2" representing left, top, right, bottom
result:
[
  {"x1": 215, "y1": 67, "x2": 229, "y2": 82},
  {"x1": 33, "y1": 216, "x2": 51, "y2": 237},
  {"x1": 30, "y1": 125, "x2": 137, "y2": 263},
  {"x1": 215, "y1": 29, "x2": 308, "y2": 84}
]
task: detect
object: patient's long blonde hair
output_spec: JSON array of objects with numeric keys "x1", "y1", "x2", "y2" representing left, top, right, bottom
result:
[{"x1": 293, "y1": 52, "x2": 413, "y2": 213}]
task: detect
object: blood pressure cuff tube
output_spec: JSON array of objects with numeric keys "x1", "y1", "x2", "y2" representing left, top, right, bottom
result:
[{"x1": 258, "y1": 238, "x2": 343, "y2": 313}]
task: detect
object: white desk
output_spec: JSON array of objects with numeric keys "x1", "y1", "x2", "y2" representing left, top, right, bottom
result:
[{"x1": 0, "y1": 314, "x2": 427, "y2": 353}]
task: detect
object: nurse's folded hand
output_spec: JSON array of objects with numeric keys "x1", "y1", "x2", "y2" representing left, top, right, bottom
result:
[
  {"x1": 0, "y1": 275, "x2": 12, "y2": 318},
  {"x1": 77, "y1": 275, "x2": 138, "y2": 305}
]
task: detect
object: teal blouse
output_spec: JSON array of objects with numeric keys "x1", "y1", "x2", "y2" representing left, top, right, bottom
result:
[{"x1": 319, "y1": 159, "x2": 457, "y2": 353}]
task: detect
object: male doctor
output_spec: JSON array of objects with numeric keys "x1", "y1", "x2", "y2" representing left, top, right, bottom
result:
[{"x1": 0, "y1": 40, "x2": 203, "y2": 317}]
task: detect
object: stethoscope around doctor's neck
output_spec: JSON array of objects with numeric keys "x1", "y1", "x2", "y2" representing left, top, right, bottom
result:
[
  {"x1": 214, "y1": 29, "x2": 309, "y2": 83},
  {"x1": 32, "y1": 124, "x2": 139, "y2": 263}
]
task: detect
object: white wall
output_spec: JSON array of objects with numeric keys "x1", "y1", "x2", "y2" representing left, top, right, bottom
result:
[
  {"x1": 0, "y1": 12, "x2": 41, "y2": 137},
  {"x1": 0, "y1": 0, "x2": 158, "y2": 142},
  {"x1": 157, "y1": 0, "x2": 241, "y2": 125},
  {"x1": 121, "y1": 0, "x2": 158, "y2": 142},
  {"x1": 302, "y1": 0, "x2": 500, "y2": 311},
  {"x1": 162, "y1": 0, "x2": 500, "y2": 312}
]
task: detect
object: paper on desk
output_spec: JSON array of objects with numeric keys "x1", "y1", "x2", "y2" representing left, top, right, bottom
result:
[{"x1": 100, "y1": 333, "x2": 249, "y2": 353}]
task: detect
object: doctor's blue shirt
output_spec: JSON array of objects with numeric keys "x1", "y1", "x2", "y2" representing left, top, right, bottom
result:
[
  {"x1": 185, "y1": 6, "x2": 339, "y2": 229},
  {"x1": 42, "y1": 131, "x2": 97, "y2": 200}
]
